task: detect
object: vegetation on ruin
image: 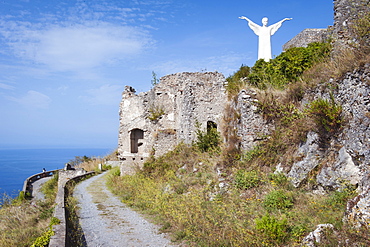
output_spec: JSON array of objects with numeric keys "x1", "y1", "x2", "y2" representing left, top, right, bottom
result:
[
  {"x1": 148, "y1": 105, "x2": 166, "y2": 122},
  {"x1": 226, "y1": 65, "x2": 250, "y2": 98},
  {"x1": 193, "y1": 123, "x2": 221, "y2": 153},
  {"x1": 0, "y1": 173, "x2": 59, "y2": 247}
]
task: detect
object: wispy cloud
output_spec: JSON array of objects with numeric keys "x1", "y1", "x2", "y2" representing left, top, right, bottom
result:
[
  {"x1": 0, "y1": 82, "x2": 15, "y2": 90},
  {"x1": 0, "y1": 0, "x2": 169, "y2": 74},
  {"x1": 8, "y1": 90, "x2": 51, "y2": 109},
  {"x1": 0, "y1": 21, "x2": 152, "y2": 72}
]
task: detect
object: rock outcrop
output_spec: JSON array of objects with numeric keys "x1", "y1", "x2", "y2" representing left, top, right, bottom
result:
[
  {"x1": 288, "y1": 64, "x2": 370, "y2": 190},
  {"x1": 283, "y1": 28, "x2": 329, "y2": 51}
]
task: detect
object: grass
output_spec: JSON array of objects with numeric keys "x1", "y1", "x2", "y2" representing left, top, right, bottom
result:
[
  {"x1": 65, "y1": 179, "x2": 87, "y2": 247},
  {"x1": 0, "y1": 173, "x2": 58, "y2": 246},
  {"x1": 106, "y1": 150, "x2": 367, "y2": 246},
  {"x1": 76, "y1": 151, "x2": 117, "y2": 172}
]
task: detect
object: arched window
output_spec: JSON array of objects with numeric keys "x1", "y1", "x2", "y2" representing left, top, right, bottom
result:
[
  {"x1": 207, "y1": 121, "x2": 217, "y2": 133},
  {"x1": 130, "y1": 129, "x2": 144, "y2": 153}
]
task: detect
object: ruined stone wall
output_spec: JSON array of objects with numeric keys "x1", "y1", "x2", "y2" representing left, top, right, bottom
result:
[
  {"x1": 283, "y1": 0, "x2": 369, "y2": 51},
  {"x1": 118, "y1": 72, "x2": 228, "y2": 166},
  {"x1": 332, "y1": 0, "x2": 369, "y2": 52},
  {"x1": 235, "y1": 89, "x2": 271, "y2": 151},
  {"x1": 282, "y1": 29, "x2": 329, "y2": 50}
]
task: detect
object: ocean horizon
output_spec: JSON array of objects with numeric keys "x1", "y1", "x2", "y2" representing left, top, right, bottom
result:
[{"x1": 0, "y1": 147, "x2": 113, "y2": 198}]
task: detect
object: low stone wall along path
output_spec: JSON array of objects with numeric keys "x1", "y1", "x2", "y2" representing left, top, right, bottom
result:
[{"x1": 74, "y1": 172, "x2": 176, "y2": 247}]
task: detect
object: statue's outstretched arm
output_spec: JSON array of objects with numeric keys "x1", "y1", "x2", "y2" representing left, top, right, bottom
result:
[
  {"x1": 239, "y1": 16, "x2": 251, "y2": 22},
  {"x1": 239, "y1": 16, "x2": 260, "y2": 35},
  {"x1": 270, "y1": 18, "x2": 292, "y2": 35}
]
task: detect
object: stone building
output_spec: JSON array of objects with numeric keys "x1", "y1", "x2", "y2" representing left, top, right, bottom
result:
[{"x1": 118, "y1": 72, "x2": 228, "y2": 175}]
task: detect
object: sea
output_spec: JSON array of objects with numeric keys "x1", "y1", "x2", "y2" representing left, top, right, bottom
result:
[{"x1": 0, "y1": 148, "x2": 112, "y2": 198}]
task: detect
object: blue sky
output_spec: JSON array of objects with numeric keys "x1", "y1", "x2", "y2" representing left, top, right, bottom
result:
[{"x1": 0, "y1": 0, "x2": 333, "y2": 149}]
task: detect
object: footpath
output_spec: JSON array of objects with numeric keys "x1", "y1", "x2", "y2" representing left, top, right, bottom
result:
[
  {"x1": 74, "y1": 172, "x2": 177, "y2": 247},
  {"x1": 32, "y1": 176, "x2": 52, "y2": 201}
]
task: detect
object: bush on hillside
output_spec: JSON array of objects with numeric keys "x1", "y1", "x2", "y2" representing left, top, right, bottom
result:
[
  {"x1": 308, "y1": 95, "x2": 343, "y2": 137},
  {"x1": 226, "y1": 65, "x2": 250, "y2": 96},
  {"x1": 248, "y1": 42, "x2": 331, "y2": 89}
]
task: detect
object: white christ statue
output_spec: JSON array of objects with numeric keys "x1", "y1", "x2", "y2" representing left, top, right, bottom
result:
[{"x1": 239, "y1": 16, "x2": 292, "y2": 62}]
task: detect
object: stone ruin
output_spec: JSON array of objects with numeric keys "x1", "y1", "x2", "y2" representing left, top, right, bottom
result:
[
  {"x1": 118, "y1": 72, "x2": 228, "y2": 175},
  {"x1": 117, "y1": 71, "x2": 273, "y2": 175}
]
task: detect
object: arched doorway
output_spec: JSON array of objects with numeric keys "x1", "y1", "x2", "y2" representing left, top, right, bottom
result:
[
  {"x1": 130, "y1": 129, "x2": 144, "y2": 153},
  {"x1": 207, "y1": 121, "x2": 217, "y2": 133}
]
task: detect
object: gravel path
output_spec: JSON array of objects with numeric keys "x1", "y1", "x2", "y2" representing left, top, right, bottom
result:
[
  {"x1": 32, "y1": 176, "x2": 52, "y2": 201},
  {"x1": 74, "y1": 172, "x2": 177, "y2": 247}
]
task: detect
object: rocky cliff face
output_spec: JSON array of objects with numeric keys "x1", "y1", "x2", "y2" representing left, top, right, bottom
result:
[
  {"x1": 295, "y1": 65, "x2": 370, "y2": 229},
  {"x1": 288, "y1": 65, "x2": 370, "y2": 191}
]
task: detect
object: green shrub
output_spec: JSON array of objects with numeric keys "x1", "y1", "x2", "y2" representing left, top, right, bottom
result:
[
  {"x1": 308, "y1": 95, "x2": 342, "y2": 134},
  {"x1": 30, "y1": 229, "x2": 54, "y2": 247},
  {"x1": 263, "y1": 190, "x2": 294, "y2": 211},
  {"x1": 194, "y1": 125, "x2": 221, "y2": 152},
  {"x1": 11, "y1": 191, "x2": 27, "y2": 205},
  {"x1": 256, "y1": 92, "x2": 303, "y2": 125},
  {"x1": 102, "y1": 164, "x2": 112, "y2": 170},
  {"x1": 30, "y1": 217, "x2": 60, "y2": 247},
  {"x1": 268, "y1": 172, "x2": 289, "y2": 187},
  {"x1": 243, "y1": 145, "x2": 263, "y2": 162},
  {"x1": 109, "y1": 166, "x2": 121, "y2": 177},
  {"x1": 148, "y1": 106, "x2": 165, "y2": 121},
  {"x1": 234, "y1": 169, "x2": 260, "y2": 189},
  {"x1": 226, "y1": 65, "x2": 250, "y2": 96},
  {"x1": 325, "y1": 184, "x2": 357, "y2": 210},
  {"x1": 50, "y1": 216, "x2": 60, "y2": 226},
  {"x1": 41, "y1": 172, "x2": 59, "y2": 200},
  {"x1": 255, "y1": 213, "x2": 289, "y2": 244},
  {"x1": 142, "y1": 143, "x2": 196, "y2": 178},
  {"x1": 248, "y1": 42, "x2": 331, "y2": 89}
]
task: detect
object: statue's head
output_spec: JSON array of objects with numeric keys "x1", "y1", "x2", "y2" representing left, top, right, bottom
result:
[{"x1": 262, "y1": 17, "x2": 268, "y2": 26}]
